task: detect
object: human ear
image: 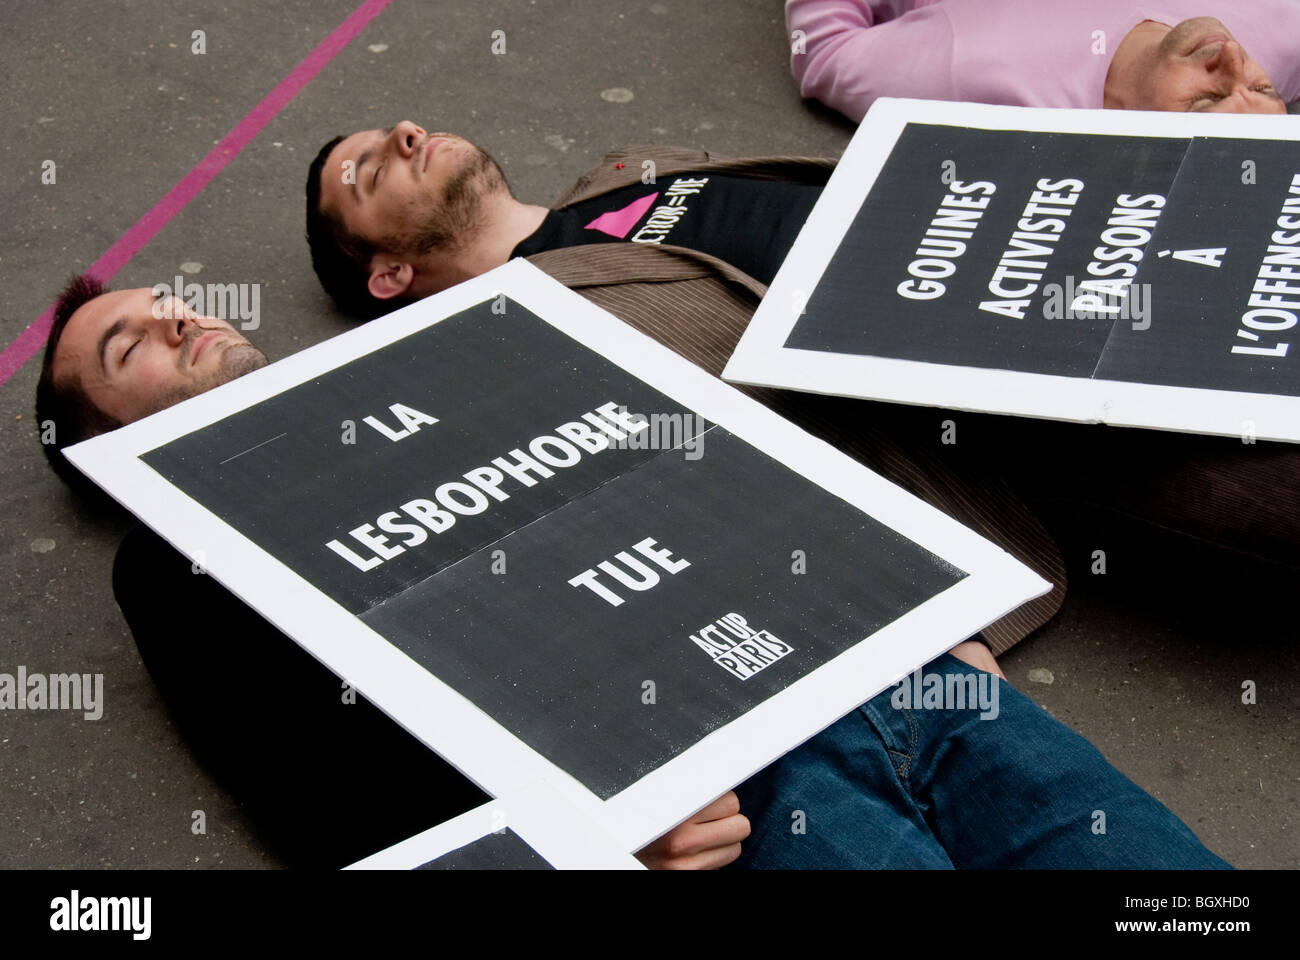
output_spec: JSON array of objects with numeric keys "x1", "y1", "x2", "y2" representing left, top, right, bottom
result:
[{"x1": 367, "y1": 258, "x2": 415, "y2": 300}]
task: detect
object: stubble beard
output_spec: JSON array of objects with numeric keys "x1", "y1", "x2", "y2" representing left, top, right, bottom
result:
[
  {"x1": 146, "y1": 331, "x2": 269, "y2": 417},
  {"x1": 388, "y1": 144, "x2": 507, "y2": 258},
  {"x1": 1157, "y1": 17, "x2": 1231, "y2": 60}
]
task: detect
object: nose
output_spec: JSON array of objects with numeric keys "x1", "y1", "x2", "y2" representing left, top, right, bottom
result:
[
  {"x1": 1206, "y1": 39, "x2": 1247, "y2": 81},
  {"x1": 390, "y1": 120, "x2": 426, "y2": 158},
  {"x1": 152, "y1": 298, "x2": 196, "y2": 347}
]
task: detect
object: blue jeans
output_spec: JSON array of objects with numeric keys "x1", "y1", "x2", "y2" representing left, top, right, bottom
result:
[{"x1": 732, "y1": 653, "x2": 1230, "y2": 869}]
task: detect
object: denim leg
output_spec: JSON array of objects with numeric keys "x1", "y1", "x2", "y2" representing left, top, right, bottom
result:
[
  {"x1": 732, "y1": 705, "x2": 954, "y2": 869},
  {"x1": 862, "y1": 653, "x2": 1231, "y2": 869}
]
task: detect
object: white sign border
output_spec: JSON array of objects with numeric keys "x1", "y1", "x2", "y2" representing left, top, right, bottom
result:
[
  {"x1": 67, "y1": 258, "x2": 1049, "y2": 853},
  {"x1": 723, "y1": 97, "x2": 1300, "y2": 443},
  {"x1": 346, "y1": 779, "x2": 644, "y2": 870}
]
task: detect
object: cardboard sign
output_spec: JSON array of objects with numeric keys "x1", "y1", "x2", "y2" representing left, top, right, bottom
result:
[
  {"x1": 725, "y1": 98, "x2": 1300, "y2": 443},
  {"x1": 347, "y1": 780, "x2": 643, "y2": 870},
  {"x1": 67, "y1": 259, "x2": 1047, "y2": 852}
]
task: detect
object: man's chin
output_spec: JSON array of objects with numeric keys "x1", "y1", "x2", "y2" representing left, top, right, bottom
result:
[
  {"x1": 217, "y1": 343, "x2": 270, "y2": 382},
  {"x1": 1164, "y1": 16, "x2": 1234, "y2": 58},
  {"x1": 140, "y1": 347, "x2": 269, "y2": 422},
  {"x1": 184, "y1": 343, "x2": 270, "y2": 404}
]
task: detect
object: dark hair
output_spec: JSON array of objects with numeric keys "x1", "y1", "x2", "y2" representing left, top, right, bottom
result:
[
  {"x1": 306, "y1": 135, "x2": 392, "y2": 319},
  {"x1": 1288, "y1": 100, "x2": 1300, "y2": 115},
  {"x1": 34, "y1": 274, "x2": 123, "y2": 492}
]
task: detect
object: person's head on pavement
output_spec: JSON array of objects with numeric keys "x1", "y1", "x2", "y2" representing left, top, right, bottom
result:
[
  {"x1": 1105, "y1": 16, "x2": 1286, "y2": 112},
  {"x1": 306, "y1": 121, "x2": 547, "y2": 319},
  {"x1": 35, "y1": 274, "x2": 267, "y2": 488}
]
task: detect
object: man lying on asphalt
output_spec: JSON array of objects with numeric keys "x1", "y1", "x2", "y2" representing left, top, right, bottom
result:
[{"x1": 34, "y1": 266, "x2": 1227, "y2": 868}]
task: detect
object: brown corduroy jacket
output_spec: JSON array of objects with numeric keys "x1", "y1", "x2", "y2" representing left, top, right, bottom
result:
[{"x1": 522, "y1": 146, "x2": 1066, "y2": 653}]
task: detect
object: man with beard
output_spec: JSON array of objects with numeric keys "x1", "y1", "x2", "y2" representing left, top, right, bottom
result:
[
  {"x1": 785, "y1": 3, "x2": 1300, "y2": 123},
  {"x1": 35, "y1": 276, "x2": 268, "y2": 491},
  {"x1": 39, "y1": 272, "x2": 1229, "y2": 870}
]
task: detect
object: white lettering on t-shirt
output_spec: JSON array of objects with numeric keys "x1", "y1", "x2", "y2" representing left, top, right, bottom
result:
[{"x1": 631, "y1": 177, "x2": 709, "y2": 244}]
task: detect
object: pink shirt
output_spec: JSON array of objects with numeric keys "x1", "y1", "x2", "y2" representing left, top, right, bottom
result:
[{"x1": 787, "y1": 0, "x2": 1300, "y2": 121}]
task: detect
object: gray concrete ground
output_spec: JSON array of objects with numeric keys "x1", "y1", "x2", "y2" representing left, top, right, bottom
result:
[{"x1": 0, "y1": 0, "x2": 1295, "y2": 869}]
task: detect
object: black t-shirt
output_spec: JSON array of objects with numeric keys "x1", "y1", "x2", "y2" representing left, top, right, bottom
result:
[{"x1": 512, "y1": 173, "x2": 823, "y2": 285}]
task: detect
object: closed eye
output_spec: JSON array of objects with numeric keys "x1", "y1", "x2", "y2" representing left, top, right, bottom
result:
[
  {"x1": 122, "y1": 338, "x2": 141, "y2": 365},
  {"x1": 1192, "y1": 86, "x2": 1281, "y2": 110}
]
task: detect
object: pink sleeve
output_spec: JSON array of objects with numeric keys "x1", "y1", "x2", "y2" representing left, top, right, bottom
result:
[{"x1": 786, "y1": 0, "x2": 955, "y2": 123}]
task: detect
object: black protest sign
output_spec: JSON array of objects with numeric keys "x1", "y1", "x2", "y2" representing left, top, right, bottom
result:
[
  {"x1": 726, "y1": 99, "x2": 1300, "y2": 441},
  {"x1": 67, "y1": 261, "x2": 1046, "y2": 849}
]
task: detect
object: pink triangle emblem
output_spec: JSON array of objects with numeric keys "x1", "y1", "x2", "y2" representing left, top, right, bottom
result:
[{"x1": 584, "y1": 192, "x2": 659, "y2": 239}]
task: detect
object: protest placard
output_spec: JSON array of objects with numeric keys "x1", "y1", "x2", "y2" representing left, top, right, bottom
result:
[
  {"x1": 726, "y1": 98, "x2": 1300, "y2": 442},
  {"x1": 67, "y1": 259, "x2": 1047, "y2": 851}
]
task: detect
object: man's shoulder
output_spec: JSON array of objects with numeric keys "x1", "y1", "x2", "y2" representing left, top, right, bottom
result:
[
  {"x1": 555, "y1": 145, "x2": 838, "y2": 207},
  {"x1": 113, "y1": 524, "x2": 249, "y2": 638},
  {"x1": 113, "y1": 524, "x2": 174, "y2": 592}
]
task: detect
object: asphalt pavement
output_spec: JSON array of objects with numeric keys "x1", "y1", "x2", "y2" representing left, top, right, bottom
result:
[{"x1": 0, "y1": 0, "x2": 1294, "y2": 869}]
